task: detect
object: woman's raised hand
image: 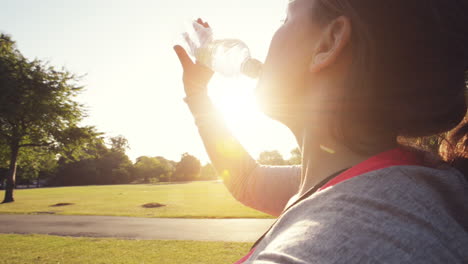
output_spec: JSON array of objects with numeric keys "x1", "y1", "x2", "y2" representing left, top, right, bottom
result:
[{"x1": 173, "y1": 18, "x2": 214, "y2": 97}]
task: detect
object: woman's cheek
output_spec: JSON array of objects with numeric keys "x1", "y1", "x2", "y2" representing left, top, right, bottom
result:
[{"x1": 255, "y1": 23, "x2": 312, "y2": 109}]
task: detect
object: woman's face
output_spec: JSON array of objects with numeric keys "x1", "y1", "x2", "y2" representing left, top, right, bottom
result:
[{"x1": 256, "y1": 0, "x2": 323, "y2": 125}]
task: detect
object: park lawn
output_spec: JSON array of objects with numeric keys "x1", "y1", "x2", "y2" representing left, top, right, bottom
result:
[
  {"x1": 0, "y1": 234, "x2": 252, "y2": 264},
  {"x1": 0, "y1": 181, "x2": 274, "y2": 218}
]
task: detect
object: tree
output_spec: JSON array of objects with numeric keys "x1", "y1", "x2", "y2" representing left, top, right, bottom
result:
[
  {"x1": 0, "y1": 168, "x2": 7, "y2": 189},
  {"x1": 172, "y1": 153, "x2": 201, "y2": 182},
  {"x1": 258, "y1": 150, "x2": 286, "y2": 165},
  {"x1": 14, "y1": 146, "x2": 58, "y2": 187},
  {"x1": 199, "y1": 163, "x2": 218, "y2": 181},
  {"x1": 109, "y1": 135, "x2": 129, "y2": 153},
  {"x1": 0, "y1": 34, "x2": 94, "y2": 202},
  {"x1": 52, "y1": 158, "x2": 98, "y2": 186},
  {"x1": 288, "y1": 147, "x2": 302, "y2": 165},
  {"x1": 133, "y1": 156, "x2": 173, "y2": 183},
  {"x1": 0, "y1": 142, "x2": 59, "y2": 187},
  {"x1": 51, "y1": 136, "x2": 133, "y2": 186},
  {"x1": 153, "y1": 156, "x2": 176, "y2": 182},
  {"x1": 94, "y1": 135, "x2": 132, "y2": 184},
  {"x1": 96, "y1": 150, "x2": 133, "y2": 184}
]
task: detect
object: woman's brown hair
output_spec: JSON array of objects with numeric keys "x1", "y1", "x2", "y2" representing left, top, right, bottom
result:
[{"x1": 312, "y1": 0, "x2": 468, "y2": 176}]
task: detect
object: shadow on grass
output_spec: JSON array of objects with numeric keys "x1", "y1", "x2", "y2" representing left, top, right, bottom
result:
[
  {"x1": 50, "y1": 203, "x2": 75, "y2": 207},
  {"x1": 141, "y1": 203, "x2": 166, "y2": 208}
]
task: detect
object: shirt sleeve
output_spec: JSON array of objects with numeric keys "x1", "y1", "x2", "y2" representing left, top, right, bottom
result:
[
  {"x1": 239, "y1": 164, "x2": 301, "y2": 217},
  {"x1": 184, "y1": 94, "x2": 301, "y2": 217}
]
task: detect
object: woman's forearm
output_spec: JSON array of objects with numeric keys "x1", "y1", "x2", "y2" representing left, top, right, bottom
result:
[
  {"x1": 184, "y1": 94, "x2": 301, "y2": 216},
  {"x1": 184, "y1": 94, "x2": 259, "y2": 202}
]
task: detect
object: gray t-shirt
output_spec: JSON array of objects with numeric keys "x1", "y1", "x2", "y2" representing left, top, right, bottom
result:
[{"x1": 245, "y1": 165, "x2": 468, "y2": 263}]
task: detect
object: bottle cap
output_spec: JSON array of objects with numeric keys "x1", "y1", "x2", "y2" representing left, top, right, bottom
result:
[{"x1": 241, "y1": 58, "x2": 263, "y2": 79}]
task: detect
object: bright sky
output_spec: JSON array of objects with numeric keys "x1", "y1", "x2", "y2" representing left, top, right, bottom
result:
[{"x1": 0, "y1": 0, "x2": 297, "y2": 164}]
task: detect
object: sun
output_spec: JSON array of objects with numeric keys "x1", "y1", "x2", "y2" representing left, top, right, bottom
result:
[
  {"x1": 205, "y1": 74, "x2": 298, "y2": 162},
  {"x1": 208, "y1": 75, "x2": 262, "y2": 128}
]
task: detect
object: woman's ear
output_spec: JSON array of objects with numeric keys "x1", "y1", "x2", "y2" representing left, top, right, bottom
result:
[{"x1": 309, "y1": 16, "x2": 352, "y2": 73}]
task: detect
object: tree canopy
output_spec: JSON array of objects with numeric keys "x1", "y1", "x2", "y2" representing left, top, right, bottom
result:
[
  {"x1": 172, "y1": 153, "x2": 201, "y2": 182},
  {"x1": 51, "y1": 136, "x2": 133, "y2": 186},
  {"x1": 133, "y1": 156, "x2": 175, "y2": 183},
  {"x1": 0, "y1": 33, "x2": 97, "y2": 202}
]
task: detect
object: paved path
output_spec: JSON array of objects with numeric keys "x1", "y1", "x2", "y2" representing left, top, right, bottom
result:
[{"x1": 0, "y1": 214, "x2": 275, "y2": 242}]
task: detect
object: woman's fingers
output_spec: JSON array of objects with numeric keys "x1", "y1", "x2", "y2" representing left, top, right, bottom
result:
[
  {"x1": 175, "y1": 18, "x2": 211, "y2": 70},
  {"x1": 196, "y1": 17, "x2": 210, "y2": 28},
  {"x1": 173, "y1": 45, "x2": 193, "y2": 70}
]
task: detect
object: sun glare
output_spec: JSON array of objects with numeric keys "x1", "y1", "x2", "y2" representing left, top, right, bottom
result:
[
  {"x1": 206, "y1": 74, "x2": 297, "y2": 161},
  {"x1": 208, "y1": 75, "x2": 261, "y2": 129}
]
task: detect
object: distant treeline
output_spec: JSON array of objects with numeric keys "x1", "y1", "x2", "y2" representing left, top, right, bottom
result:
[
  {"x1": 0, "y1": 133, "x2": 444, "y2": 188},
  {"x1": 0, "y1": 135, "x2": 220, "y2": 187},
  {"x1": 0, "y1": 134, "x2": 304, "y2": 188}
]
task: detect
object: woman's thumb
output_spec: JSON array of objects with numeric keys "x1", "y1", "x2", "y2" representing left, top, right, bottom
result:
[{"x1": 173, "y1": 45, "x2": 193, "y2": 69}]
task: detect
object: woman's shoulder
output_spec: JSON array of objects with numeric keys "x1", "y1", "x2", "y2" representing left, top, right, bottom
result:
[
  {"x1": 250, "y1": 165, "x2": 468, "y2": 263},
  {"x1": 339, "y1": 164, "x2": 468, "y2": 202},
  {"x1": 319, "y1": 164, "x2": 468, "y2": 223}
]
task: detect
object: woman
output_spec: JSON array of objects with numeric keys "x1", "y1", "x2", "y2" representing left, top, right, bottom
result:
[{"x1": 174, "y1": 0, "x2": 468, "y2": 263}]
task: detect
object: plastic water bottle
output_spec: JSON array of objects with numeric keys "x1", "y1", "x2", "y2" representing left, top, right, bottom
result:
[{"x1": 181, "y1": 21, "x2": 263, "y2": 78}]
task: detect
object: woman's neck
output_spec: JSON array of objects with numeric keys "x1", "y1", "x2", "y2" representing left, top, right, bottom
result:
[{"x1": 295, "y1": 126, "x2": 395, "y2": 197}]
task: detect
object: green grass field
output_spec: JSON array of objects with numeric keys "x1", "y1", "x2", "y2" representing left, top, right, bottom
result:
[
  {"x1": 0, "y1": 234, "x2": 252, "y2": 264},
  {"x1": 0, "y1": 181, "x2": 274, "y2": 218}
]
